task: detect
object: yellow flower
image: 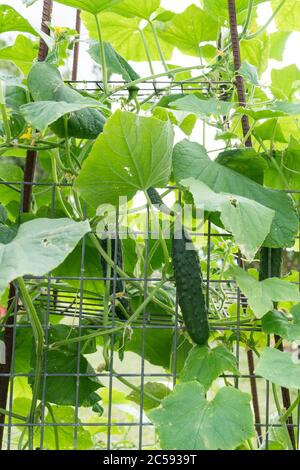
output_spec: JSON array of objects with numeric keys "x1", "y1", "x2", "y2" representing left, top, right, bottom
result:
[
  {"x1": 217, "y1": 49, "x2": 225, "y2": 57},
  {"x1": 54, "y1": 26, "x2": 68, "y2": 35},
  {"x1": 20, "y1": 127, "x2": 33, "y2": 140}
]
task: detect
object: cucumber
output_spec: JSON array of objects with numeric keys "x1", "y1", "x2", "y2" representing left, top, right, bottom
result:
[
  {"x1": 100, "y1": 235, "x2": 129, "y2": 320},
  {"x1": 259, "y1": 247, "x2": 282, "y2": 280},
  {"x1": 27, "y1": 62, "x2": 106, "y2": 139},
  {"x1": 172, "y1": 229, "x2": 209, "y2": 345}
]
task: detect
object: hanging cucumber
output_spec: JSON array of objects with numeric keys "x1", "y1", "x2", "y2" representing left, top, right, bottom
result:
[
  {"x1": 259, "y1": 247, "x2": 282, "y2": 280},
  {"x1": 172, "y1": 229, "x2": 209, "y2": 345},
  {"x1": 27, "y1": 62, "x2": 106, "y2": 139},
  {"x1": 100, "y1": 234, "x2": 129, "y2": 320}
]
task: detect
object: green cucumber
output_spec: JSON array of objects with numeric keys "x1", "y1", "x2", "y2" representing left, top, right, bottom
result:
[
  {"x1": 27, "y1": 62, "x2": 106, "y2": 139},
  {"x1": 172, "y1": 229, "x2": 209, "y2": 345},
  {"x1": 259, "y1": 247, "x2": 282, "y2": 280}
]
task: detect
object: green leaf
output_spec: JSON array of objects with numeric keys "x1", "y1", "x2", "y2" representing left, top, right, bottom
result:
[
  {"x1": 216, "y1": 148, "x2": 268, "y2": 184},
  {"x1": 173, "y1": 140, "x2": 298, "y2": 248},
  {"x1": 181, "y1": 345, "x2": 238, "y2": 391},
  {"x1": 83, "y1": 11, "x2": 173, "y2": 62},
  {"x1": 271, "y1": 0, "x2": 300, "y2": 31},
  {"x1": 149, "y1": 382, "x2": 254, "y2": 450},
  {"x1": 170, "y1": 95, "x2": 233, "y2": 117},
  {"x1": 269, "y1": 32, "x2": 290, "y2": 61},
  {"x1": 240, "y1": 34, "x2": 270, "y2": 76},
  {"x1": 30, "y1": 324, "x2": 101, "y2": 407},
  {"x1": 0, "y1": 163, "x2": 23, "y2": 205},
  {"x1": 53, "y1": 239, "x2": 104, "y2": 296},
  {"x1": 253, "y1": 119, "x2": 287, "y2": 143},
  {"x1": 0, "y1": 35, "x2": 38, "y2": 76},
  {"x1": 239, "y1": 61, "x2": 260, "y2": 86},
  {"x1": 264, "y1": 142, "x2": 300, "y2": 192},
  {"x1": 54, "y1": 0, "x2": 124, "y2": 15},
  {"x1": 0, "y1": 218, "x2": 90, "y2": 295},
  {"x1": 110, "y1": 0, "x2": 160, "y2": 19},
  {"x1": 88, "y1": 41, "x2": 140, "y2": 82},
  {"x1": 271, "y1": 64, "x2": 300, "y2": 100},
  {"x1": 262, "y1": 304, "x2": 300, "y2": 341},
  {"x1": 256, "y1": 348, "x2": 300, "y2": 389},
  {"x1": 127, "y1": 382, "x2": 171, "y2": 411},
  {"x1": 158, "y1": 5, "x2": 218, "y2": 57},
  {"x1": 34, "y1": 405, "x2": 93, "y2": 450},
  {"x1": 203, "y1": 0, "x2": 267, "y2": 23},
  {"x1": 74, "y1": 110, "x2": 174, "y2": 207},
  {"x1": 182, "y1": 178, "x2": 274, "y2": 261},
  {"x1": 0, "y1": 4, "x2": 38, "y2": 35},
  {"x1": 20, "y1": 99, "x2": 107, "y2": 134},
  {"x1": 228, "y1": 265, "x2": 300, "y2": 318}
]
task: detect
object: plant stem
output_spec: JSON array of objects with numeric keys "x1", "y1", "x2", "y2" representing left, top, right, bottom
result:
[
  {"x1": 245, "y1": 0, "x2": 287, "y2": 40},
  {"x1": 89, "y1": 233, "x2": 174, "y2": 315},
  {"x1": 281, "y1": 393, "x2": 300, "y2": 424},
  {"x1": 240, "y1": 0, "x2": 254, "y2": 39},
  {"x1": 0, "y1": 407, "x2": 27, "y2": 422},
  {"x1": 107, "y1": 65, "x2": 205, "y2": 97},
  {"x1": 113, "y1": 367, "x2": 161, "y2": 404},
  {"x1": 149, "y1": 21, "x2": 169, "y2": 73},
  {"x1": 0, "y1": 104, "x2": 11, "y2": 144},
  {"x1": 17, "y1": 277, "x2": 44, "y2": 451},
  {"x1": 139, "y1": 28, "x2": 155, "y2": 76},
  {"x1": 94, "y1": 13, "x2": 109, "y2": 95},
  {"x1": 45, "y1": 403, "x2": 60, "y2": 450},
  {"x1": 63, "y1": 116, "x2": 77, "y2": 175},
  {"x1": 271, "y1": 383, "x2": 293, "y2": 450},
  {"x1": 46, "y1": 279, "x2": 166, "y2": 351},
  {"x1": 50, "y1": 153, "x2": 73, "y2": 219}
]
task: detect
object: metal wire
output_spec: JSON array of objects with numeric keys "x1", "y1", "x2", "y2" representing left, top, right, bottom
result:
[{"x1": 0, "y1": 180, "x2": 299, "y2": 450}]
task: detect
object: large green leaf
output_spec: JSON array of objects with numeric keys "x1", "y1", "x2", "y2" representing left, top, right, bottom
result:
[
  {"x1": 88, "y1": 41, "x2": 140, "y2": 81},
  {"x1": 20, "y1": 99, "x2": 107, "y2": 134},
  {"x1": 54, "y1": 0, "x2": 124, "y2": 15},
  {"x1": 158, "y1": 5, "x2": 218, "y2": 57},
  {"x1": 216, "y1": 148, "x2": 268, "y2": 184},
  {"x1": 170, "y1": 95, "x2": 234, "y2": 117},
  {"x1": 0, "y1": 35, "x2": 38, "y2": 76},
  {"x1": 74, "y1": 110, "x2": 174, "y2": 207},
  {"x1": 149, "y1": 382, "x2": 254, "y2": 450},
  {"x1": 173, "y1": 140, "x2": 298, "y2": 248},
  {"x1": 82, "y1": 11, "x2": 173, "y2": 61},
  {"x1": 0, "y1": 163, "x2": 23, "y2": 205},
  {"x1": 228, "y1": 265, "x2": 300, "y2": 319},
  {"x1": 269, "y1": 32, "x2": 291, "y2": 61},
  {"x1": 0, "y1": 4, "x2": 38, "y2": 35},
  {"x1": 256, "y1": 348, "x2": 300, "y2": 389},
  {"x1": 271, "y1": 0, "x2": 300, "y2": 31},
  {"x1": 181, "y1": 345, "x2": 239, "y2": 391},
  {"x1": 53, "y1": 239, "x2": 104, "y2": 296},
  {"x1": 240, "y1": 34, "x2": 270, "y2": 76},
  {"x1": 264, "y1": 139, "x2": 300, "y2": 192},
  {"x1": 0, "y1": 218, "x2": 90, "y2": 295},
  {"x1": 34, "y1": 405, "x2": 93, "y2": 450},
  {"x1": 182, "y1": 178, "x2": 274, "y2": 261},
  {"x1": 262, "y1": 304, "x2": 300, "y2": 342},
  {"x1": 203, "y1": 0, "x2": 268, "y2": 22},
  {"x1": 110, "y1": 0, "x2": 160, "y2": 19},
  {"x1": 271, "y1": 65, "x2": 300, "y2": 100},
  {"x1": 127, "y1": 382, "x2": 171, "y2": 411}
]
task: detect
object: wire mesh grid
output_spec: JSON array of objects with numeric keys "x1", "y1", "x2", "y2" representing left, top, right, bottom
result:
[{"x1": 0, "y1": 178, "x2": 299, "y2": 450}]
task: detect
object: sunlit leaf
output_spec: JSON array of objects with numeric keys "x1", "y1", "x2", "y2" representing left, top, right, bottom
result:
[
  {"x1": 149, "y1": 382, "x2": 254, "y2": 450},
  {"x1": 74, "y1": 110, "x2": 174, "y2": 207}
]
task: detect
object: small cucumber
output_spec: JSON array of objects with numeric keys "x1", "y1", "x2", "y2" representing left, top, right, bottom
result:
[
  {"x1": 172, "y1": 229, "x2": 209, "y2": 345},
  {"x1": 27, "y1": 62, "x2": 106, "y2": 139},
  {"x1": 259, "y1": 247, "x2": 282, "y2": 280}
]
